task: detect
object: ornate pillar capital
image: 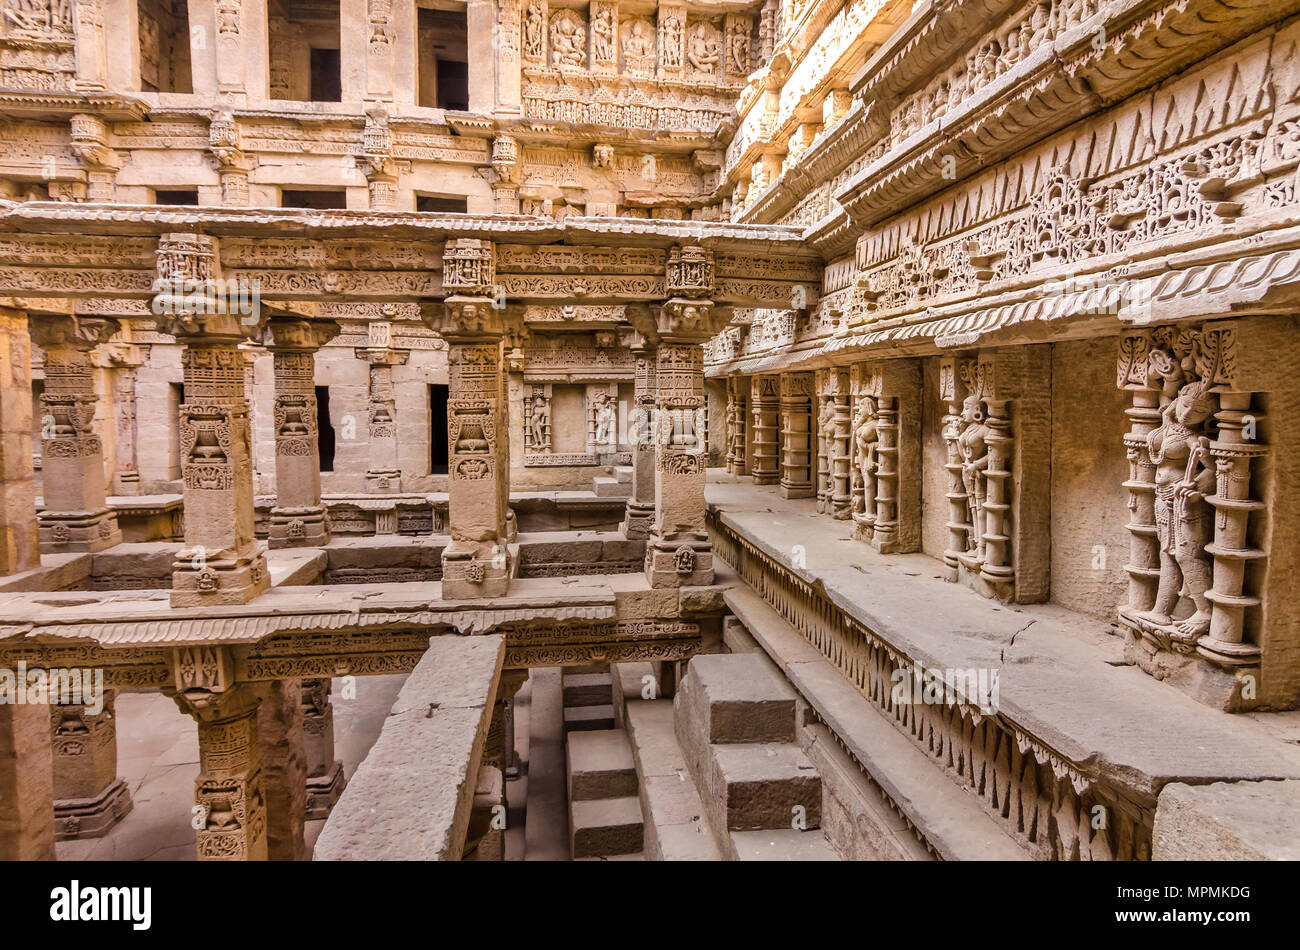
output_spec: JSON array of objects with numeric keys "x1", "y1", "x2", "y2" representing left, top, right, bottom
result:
[
  {"x1": 152, "y1": 233, "x2": 265, "y2": 342},
  {"x1": 29, "y1": 313, "x2": 119, "y2": 353},
  {"x1": 264, "y1": 318, "x2": 340, "y2": 353}
]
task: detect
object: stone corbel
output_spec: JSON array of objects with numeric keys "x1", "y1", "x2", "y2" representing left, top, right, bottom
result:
[
  {"x1": 69, "y1": 114, "x2": 117, "y2": 202},
  {"x1": 208, "y1": 110, "x2": 249, "y2": 206}
]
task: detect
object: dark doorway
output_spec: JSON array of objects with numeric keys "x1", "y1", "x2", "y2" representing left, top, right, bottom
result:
[
  {"x1": 310, "y1": 47, "x2": 342, "y2": 102},
  {"x1": 316, "y1": 386, "x2": 335, "y2": 471},
  {"x1": 429, "y1": 384, "x2": 449, "y2": 475}
]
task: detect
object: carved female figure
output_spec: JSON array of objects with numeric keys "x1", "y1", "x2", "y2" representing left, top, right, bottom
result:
[
  {"x1": 524, "y1": 1, "x2": 546, "y2": 58},
  {"x1": 1140, "y1": 377, "x2": 1217, "y2": 639},
  {"x1": 956, "y1": 393, "x2": 991, "y2": 559},
  {"x1": 592, "y1": 9, "x2": 615, "y2": 61},
  {"x1": 851, "y1": 395, "x2": 878, "y2": 505},
  {"x1": 594, "y1": 394, "x2": 617, "y2": 447},
  {"x1": 527, "y1": 394, "x2": 550, "y2": 450}
]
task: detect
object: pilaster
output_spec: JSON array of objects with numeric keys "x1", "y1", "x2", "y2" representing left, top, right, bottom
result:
[
  {"x1": 152, "y1": 233, "x2": 268, "y2": 607},
  {"x1": 0, "y1": 702, "x2": 54, "y2": 860},
  {"x1": 302, "y1": 678, "x2": 346, "y2": 820},
  {"x1": 425, "y1": 239, "x2": 513, "y2": 599},
  {"x1": 30, "y1": 314, "x2": 122, "y2": 553},
  {"x1": 355, "y1": 321, "x2": 408, "y2": 493},
  {"x1": 622, "y1": 331, "x2": 656, "y2": 539},
  {"x1": 51, "y1": 691, "x2": 133, "y2": 840},
  {"x1": 266, "y1": 319, "x2": 339, "y2": 548}
]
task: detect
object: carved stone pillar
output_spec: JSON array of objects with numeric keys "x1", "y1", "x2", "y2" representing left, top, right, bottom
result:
[
  {"x1": 749, "y1": 374, "x2": 780, "y2": 483},
  {"x1": 30, "y1": 314, "x2": 122, "y2": 553},
  {"x1": 169, "y1": 649, "x2": 267, "y2": 861},
  {"x1": 645, "y1": 250, "x2": 723, "y2": 587},
  {"x1": 254, "y1": 679, "x2": 306, "y2": 861},
  {"x1": 0, "y1": 701, "x2": 54, "y2": 860},
  {"x1": 152, "y1": 233, "x2": 268, "y2": 607},
  {"x1": 851, "y1": 360, "x2": 920, "y2": 555},
  {"x1": 1117, "y1": 331, "x2": 1163, "y2": 619},
  {"x1": 0, "y1": 307, "x2": 39, "y2": 577},
  {"x1": 778, "y1": 372, "x2": 814, "y2": 499},
  {"x1": 51, "y1": 691, "x2": 133, "y2": 841},
  {"x1": 266, "y1": 319, "x2": 339, "y2": 548},
  {"x1": 497, "y1": 0, "x2": 522, "y2": 113},
  {"x1": 302, "y1": 679, "x2": 346, "y2": 819},
  {"x1": 355, "y1": 321, "x2": 407, "y2": 494},
  {"x1": 424, "y1": 239, "x2": 512, "y2": 599},
  {"x1": 622, "y1": 332, "x2": 656, "y2": 540},
  {"x1": 725, "y1": 374, "x2": 747, "y2": 476},
  {"x1": 816, "y1": 368, "x2": 850, "y2": 519},
  {"x1": 939, "y1": 356, "x2": 971, "y2": 581}
]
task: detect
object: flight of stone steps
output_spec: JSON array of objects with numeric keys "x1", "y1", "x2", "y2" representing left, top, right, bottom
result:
[
  {"x1": 562, "y1": 657, "x2": 841, "y2": 861},
  {"x1": 563, "y1": 666, "x2": 645, "y2": 860}
]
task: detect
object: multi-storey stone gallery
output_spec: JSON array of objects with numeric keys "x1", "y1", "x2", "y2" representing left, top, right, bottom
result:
[{"x1": 1, "y1": 0, "x2": 1299, "y2": 867}]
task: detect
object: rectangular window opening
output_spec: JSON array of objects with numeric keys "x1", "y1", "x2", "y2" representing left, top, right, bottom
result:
[
  {"x1": 281, "y1": 189, "x2": 348, "y2": 210},
  {"x1": 139, "y1": 0, "x2": 193, "y2": 93},
  {"x1": 417, "y1": 8, "x2": 469, "y2": 110}
]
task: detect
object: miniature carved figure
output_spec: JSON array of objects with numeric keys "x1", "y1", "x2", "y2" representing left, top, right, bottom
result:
[
  {"x1": 688, "y1": 24, "x2": 720, "y2": 73},
  {"x1": 956, "y1": 393, "x2": 992, "y2": 559}
]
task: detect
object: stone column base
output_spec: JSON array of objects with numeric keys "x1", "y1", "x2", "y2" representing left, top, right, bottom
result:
[
  {"x1": 54, "y1": 777, "x2": 132, "y2": 841},
  {"x1": 365, "y1": 471, "x2": 401, "y2": 493},
  {"x1": 171, "y1": 552, "x2": 271, "y2": 607},
  {"x1": 268, "y1": 506, "x2": 330, "y2": 548},
  {"x1": 39, "y1": 508, "x2": 121, "y2": 553},
  {"x1": 645, "y1": 537, "x2": 713, "y2": 588},
  {"x1": 441, "y1": 542, "x2": 513, "y2": 599},
  {"x1": 621, "y1": 500, "x2": 654, "y2": 540},
  {"x1": 305, "y1": 761, "x2": 347, "y2": 820}
]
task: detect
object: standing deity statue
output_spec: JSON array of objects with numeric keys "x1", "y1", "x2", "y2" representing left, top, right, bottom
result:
[
  {"x1": 851, "y1": 395, "x2": 878, "y2": 504},
  {"x1": 819, "y1": 397, "x2": 836, "y2": 451},
  {"x1": 1140, "y1": 372, "x2": 1217, "y2": 639},
  {"x1": 592, "y1": 9, "x2": 616, "y2": 61},
  {"x1": 594, "y1": 394, "x2": 617, "y2": 448},
  {"x1": 523, "y1": 1, "x2": 546, "y2": 58},
  {"x1": 527, "y1": 394, "x2": 549, "y2": 451},
  {"x1": 956, "y1": 393, "x2": 991, "y2": 559}
]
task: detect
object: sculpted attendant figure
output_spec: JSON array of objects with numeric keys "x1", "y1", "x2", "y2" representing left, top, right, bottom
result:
[
  {"x1": 851, "y1": 395, "x2": 878, "y2": 502},
  {"x1": 528, "y1": 395, "x2": 549, "y2": 450},
  {"x1": 594, "y1": 394, "x2": 617, "y2": 447},
  {"x1": 1140, "y1": 376, "x2": 1217, "y2": 638},
  {"x1": 956, "y1": 394, "x2": 991, "y2": 559}
]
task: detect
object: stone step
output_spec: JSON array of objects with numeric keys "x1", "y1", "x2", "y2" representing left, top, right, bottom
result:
[
  {"x1": 570, "y1": 796, "x2": 644, "y2": 858},
  {"x1": 563, "y1": 704, "x2": 615, "y2": 734},
  {"x1": 613, "y1": 465, "x2": 633, "y2": 483},
  {"x1": 624, "y1": 698, "x2": 723, "y2": 861},
  {"x1": 708, "y1": 742, "x2": 822, "y2": 832},
  {"x1": 566, "y1": 729, "x2": 638, "y2": 802},
  {"x1": 592, "y1": 476, "x2": 632, "y2": 498},
  {"x1": 562, "y1": 671, "x2": 614, "y2": 708},
  {"x1": 574, "y1": 851, "x2": 646, "y2": 861},
  {"x1": 676, "y1": 653, "x2": 798, "y2": 747},
  {"x1": 729, "y1": 829, "x2": 840, "y2": 861},
  {"x1": 611, "y1": 661, "x2": 655, "y2": 728}
]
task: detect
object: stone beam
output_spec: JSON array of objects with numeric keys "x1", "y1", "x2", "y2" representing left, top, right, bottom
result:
[{"x1": 313, "y1": 635, "x2": 505, "y2": 861}]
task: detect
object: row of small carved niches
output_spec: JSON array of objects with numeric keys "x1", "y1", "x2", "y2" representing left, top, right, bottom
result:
[
  {"x1": 1116, "y1": 320, "x2": 1280, "y2": 710},
  {"x1": 518, "y1": 0, "x2": 756, "y2": 87}
]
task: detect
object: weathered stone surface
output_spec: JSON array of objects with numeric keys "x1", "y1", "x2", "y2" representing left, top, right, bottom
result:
[
  {"x1": 676, "y1": 653, "x2": 797, "y2": 745},
  {"x1": 567, "y1": 729, "x2": 638, "y2": 802},
  {"x1": 313, "y1": 635, "x2": 504, "y2": 861},
  {"x1": 1153, "y1": 780, "x2": 1300, "y2": 861}
]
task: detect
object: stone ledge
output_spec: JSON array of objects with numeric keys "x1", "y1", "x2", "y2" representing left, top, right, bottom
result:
[{"x1": 1153, "y1": 780, "x2": 1300, "y2": 861}]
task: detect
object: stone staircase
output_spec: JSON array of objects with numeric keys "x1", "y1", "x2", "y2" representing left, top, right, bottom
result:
[
  {"x1": 563, "y1": 665, "x2": 644, "y2": 859},
  {"x1": 673, "y1": 654, "x2": 838, "y2": 860},
  {"x1": 610, "y1": 655, "x2": 840, "y2": 861}
]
